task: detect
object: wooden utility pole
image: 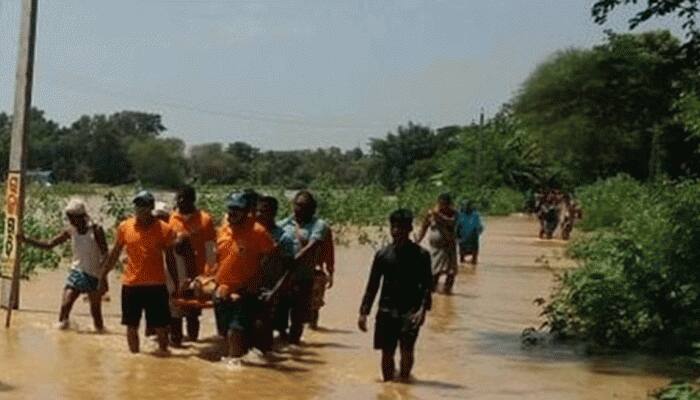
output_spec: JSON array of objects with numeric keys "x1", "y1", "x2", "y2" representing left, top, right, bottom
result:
[
  {"x1": 2, "y1": 0, "x2": 39, "y2": 328},
  {"x1": 477, "y1": 108, "x2": 485, "y2": 184}
]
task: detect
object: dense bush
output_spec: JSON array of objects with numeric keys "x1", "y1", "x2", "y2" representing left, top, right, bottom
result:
[
  {"x1": 544, "y1": 178, "x2": 700, "y2": 352},
  {"x1": 575, "y1": 174, "x2": 646, "y2": 231}
]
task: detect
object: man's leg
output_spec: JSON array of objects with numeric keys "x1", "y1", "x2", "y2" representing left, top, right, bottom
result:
[
  {"x1": 398, "y1": 333, "x2": 419, "y2": 380},
  {"x1": 87, "y1": 291, "x2": 105, "y2": 331},
  {"x1": 471, "y1": 250, "x2": 479, "y2": 265},
  {"x1": 127, "y1": 326, "x2": 140, "y2": 353},
  {"x1": 155, "y1": 327, "x2": 169, "y2": 353},
  {"x1": 289, "y1": 280, "x2": 312, "y2": 344},
  {"x1": 170, "y1": 317, "x2": 183, "y2": 347},
  {"x1": 289, "y1": 305, "x2": 305, "y2": 344},
  {"x1": 144, "y1": 285, "x2": 171, "y2": 354},
  {"x1": 444, "y1": 274, "x2": 455, "y2": 294},
  {"x1": 227, "y1": 329, "x2": 247, "y2": 358},
  {"x1": 309, "y1": 310, "x2": 320, "y2": 330},
  {"x1": 273, "y1": 296, "x2": 291, "y2": 340},
  {"x1": 185, "y1": 314, "x2": 200, "y2": 342},
  {"x1": 381, "y1": 349, "x2": 396, "y2": 382},
  {"x1": 59, "y1": 287, "x2": 81, "y2": 325}
]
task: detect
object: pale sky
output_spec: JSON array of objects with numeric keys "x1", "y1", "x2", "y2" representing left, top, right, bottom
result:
[{"x1": 0, "y1": 0, "x2": 682, "y2": 150}]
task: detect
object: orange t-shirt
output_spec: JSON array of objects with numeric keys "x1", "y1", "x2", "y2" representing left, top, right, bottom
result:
[
  {"x1": 215, "y1": 222, "x2": 274, "y2": 293},
  {"x1": 169, "y1": 210, "x2": 216, "y2": 274},
  {"x1": 116, "y1": 217, "x2": 176, "y2": 286}
]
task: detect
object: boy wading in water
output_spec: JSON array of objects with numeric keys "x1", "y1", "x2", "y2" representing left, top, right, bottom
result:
[
  {"x1": 358, "y1": 209, "x2": 433, "y2": 382},
  {"x1": 100, "y1": 191, "x2": 177, "y2": 355},
  {"x1": 19, "y1": 198, "x2": 108, "y2": 331}
]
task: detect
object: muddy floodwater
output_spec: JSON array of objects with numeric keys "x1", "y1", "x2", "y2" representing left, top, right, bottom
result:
[{"x1": 0, "y1": 216, "x2": 679, "y2": 399}]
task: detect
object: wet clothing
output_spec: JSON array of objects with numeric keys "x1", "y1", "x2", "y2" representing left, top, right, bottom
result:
[
  {"x1": 214, "y1": 296, "x2": 253, "y2": 334},
  {"x1": 360, "y1": 241, "x2": 433, "y2": 316},
  {"x1": 168, "y1": 210, "x2": 216, "y2": 275},
  {"x1": 374, "y1": 310, "x2": 421, "y2": 351},
  {"x1": 121, "y1": 284, "x2": 170, "y2": 328},
  {"x1": 116, "y1": 218, "x2": 176, "y2": 286},
  {"x1": 275, "y1": 216, "x2": 330, "y2": 340},
  {"x1": 424, "y1": 211, "x2": 458, "y2": 278},
  {"x1": 456, "y1": 211, "x2": 483, "y2": 253},
  {"x1": 215, "y1": 222, "x2": 275, "y2": 293},
  {"x1": 539, "y1": 203, "x2": 560, "y2": 238},
  {"x1": 67, "y1": 224, "x2": 104, "y2": 279},
  {"x1": 277, "y1": 216, "x2": 329, "y2": 283},
  {"x1": 65, "y1": 269, "x2": 99, "y2": 293},
  {"x1": 360, "y1": 241, "x2": 432, "y2": 352}
]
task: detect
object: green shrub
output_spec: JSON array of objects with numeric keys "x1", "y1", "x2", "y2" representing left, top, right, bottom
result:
[
  {"x1": 651, "y1": 381, "x2": 700, "y2": 400},
  {"x1": 544, "y1": 178, "x2": 700, "y2": 352},
  {"x1": 576, "y1": 174, "x2": 646, "y2": 231}
]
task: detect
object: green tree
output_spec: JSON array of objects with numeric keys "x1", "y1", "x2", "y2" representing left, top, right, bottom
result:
[
  {"x1": 190, "y1": 143, "x2": 235, "y2": 184},
  {"x1": 440, "y1": 107, "x2": 546, "y2": 191},
  {"x1": 128, "y1": 137, "x2": 187, "y2": 188},
  {"x1": 513, "y1": 31, "x2": 697, "y2": 184},
  {"x1": 369, "y1": 122, "x2": 457, "y2": 191},
  {"x1": 592, "y1": 0, "x2": 700, "y2": 65}
]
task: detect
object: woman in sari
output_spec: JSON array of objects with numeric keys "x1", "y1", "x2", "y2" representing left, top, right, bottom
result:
[{"x1": 416, "y1": 193, "x2": 458, "y2": 294}]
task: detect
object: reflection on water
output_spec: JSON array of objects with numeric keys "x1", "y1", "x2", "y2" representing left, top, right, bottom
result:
[{"x1": 0, "y1": 216, "x2": 676, "y2": 399}]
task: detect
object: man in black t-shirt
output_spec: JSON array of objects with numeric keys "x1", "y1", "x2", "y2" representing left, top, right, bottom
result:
[{"x1": 358, "y1": 209, "x2": 433, "y2": 382}]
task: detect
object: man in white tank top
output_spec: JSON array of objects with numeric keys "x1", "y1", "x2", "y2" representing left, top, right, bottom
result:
[{"x1": 18, "y1": 198, "x2": 108, "y2": 331}]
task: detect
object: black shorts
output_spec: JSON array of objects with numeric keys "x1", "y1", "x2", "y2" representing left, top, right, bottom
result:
[
  {"x1": 373, "y1": 311, "x2": 420, "y2": 353},
  {"x1": 121, "y1": 285, "x2": 171, "y2": 328}
]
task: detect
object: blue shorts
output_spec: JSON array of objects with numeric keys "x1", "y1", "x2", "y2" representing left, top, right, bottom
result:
[
  {"x1": 65, "y1": 269, "x2": 99, "y2": 293},
  {"x1": 214, "y1": 297, "x2": 251, "y2": 335}
]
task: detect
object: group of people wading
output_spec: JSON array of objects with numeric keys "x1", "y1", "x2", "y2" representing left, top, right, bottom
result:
[
  {"x1": 534, "y1": 189, "x2": 583, "y2": 240},
  {"x1": 20, "y1": 188, "x2": 483, "y2": 381},
  {"x1": 20, "y1": 187, "x2": 334, "y2": 366}
]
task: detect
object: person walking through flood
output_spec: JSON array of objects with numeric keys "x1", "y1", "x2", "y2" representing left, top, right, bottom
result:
[
  {"x1": 149, "y1": 201, "x2": 196, "y2": 346},
  {"x1": 456, "y1": 200, "x2": 484, "y2": 265},
  {"x1": 537, "y1": 190, "x2": 560, "y2": 239},
  {"x1": 309, "y1": 224, "x2": 334, "y2": 330},
  {"x1": 559, "y1": 193, "x2": 583, "y2": 240},
  {"x1": 275, "y1": 190, "x2": 330, "y2": 344},
  {"x1": 251, "y1": 195, "x2": 295, "y2": 353},
  {"x1": 358, "y1": 209, "x2": 433, "y2": 382},
  {"x1": 168, "y1": 185, "x2": 217, "y2": 342},
  {"x1": 18, "y1": 198, "x2": 108, "y2": 331},
  {"x1": 213, "y1": 192, "x2": 276, "y2": 366},
  {"x1": 415, "y1": 193, "x2": 458, "y2": 294},
  {"x1": 99, "y1": 191, "x2": 178, "y2": 355}
]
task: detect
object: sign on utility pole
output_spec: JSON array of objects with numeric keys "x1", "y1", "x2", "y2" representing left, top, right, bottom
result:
[{"x1": 2, "y1": 0, "x2": 39, "y2": 328}]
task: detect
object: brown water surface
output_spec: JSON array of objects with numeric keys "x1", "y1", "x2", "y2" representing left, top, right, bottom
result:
[{"x1": 0, "y1": 216, "x2": 675, "y2": 399}]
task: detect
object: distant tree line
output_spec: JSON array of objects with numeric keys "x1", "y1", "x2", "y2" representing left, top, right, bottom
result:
[{"x1": 1, "y1": 30, "x2": 698, "y2": 192}]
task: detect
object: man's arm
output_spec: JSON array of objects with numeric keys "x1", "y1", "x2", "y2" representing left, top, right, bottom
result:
[
  {"x1": 99, "y1": 242, "x2": 123, "y2": 282},
  {"x1": 93, "y1": 224, "x2": 108, "y2": 256},
  {"x1": 421, "y1": 251, "x2": 433, "y2": 311},
  {"x1": 18, "y1": 230, "x2": 70, "y2": 250},
  {"x1": 358, "y1": 253, "x2": 382, "y2": 331},
  {"x1": 414, "y1": 212, "x2": 431, "y2": 243}
]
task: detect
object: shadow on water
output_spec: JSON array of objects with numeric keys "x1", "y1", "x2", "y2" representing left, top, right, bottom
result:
[
  {"x1": 446, "y1": 292, "x2": 479, "y2": 300},
  {"x1": 192, "y1": 338, "x2": 315, "y2": 372},
  {"x1": 18, "y1": 308, "x2": 122, "y2": 319},
  {"x1": 310, "y1": 326, "x2": 354, "y2": 334},
  {"x1": 402, "y1": 378, "x2": 466, "y2": 390},
  {"x1": 0, "y1": 382, "x2": 15, "y2": 392},
  {"x1": 472, "y1": 330, "x2": 689, "y2": 378},
  {"x1": 301, "y1": 341, "x2": 358, "y2": 349}
]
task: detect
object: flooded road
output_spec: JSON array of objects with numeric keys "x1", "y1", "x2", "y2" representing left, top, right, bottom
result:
[{"x1": 0, "y1": 215, "x2": 675, "y2": 399}]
